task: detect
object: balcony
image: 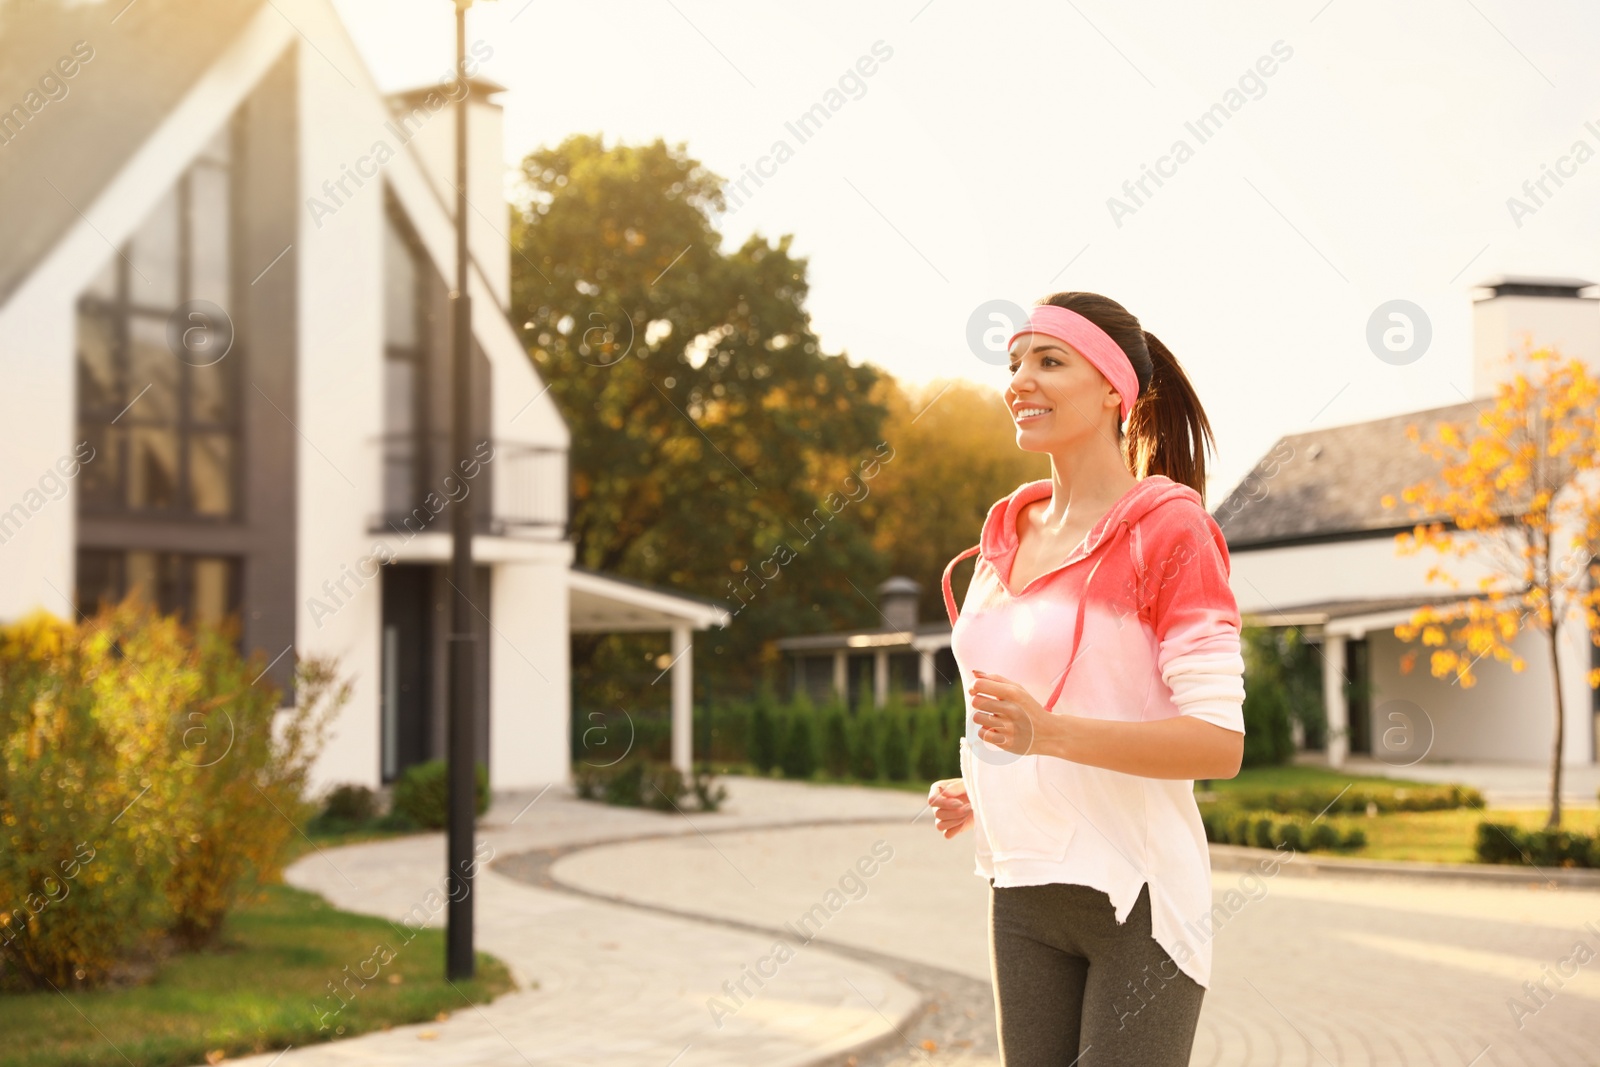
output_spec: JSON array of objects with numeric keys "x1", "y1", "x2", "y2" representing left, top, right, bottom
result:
[{"x1": 371, "y1": 433, "x2": 567, "y2": 540}]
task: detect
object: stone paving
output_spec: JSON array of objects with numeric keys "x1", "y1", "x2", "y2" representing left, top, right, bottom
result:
[{"x1": 235, "y1": 772, "x2": 1600, "y2": 1067}]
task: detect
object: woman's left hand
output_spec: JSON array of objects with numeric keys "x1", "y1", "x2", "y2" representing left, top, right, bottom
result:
[{"x1": 970, "y1": 669, "x2": 1058, "y2": 757}]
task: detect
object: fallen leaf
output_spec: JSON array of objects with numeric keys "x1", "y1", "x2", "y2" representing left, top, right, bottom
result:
[
  {"x1": 418, "y1": 1030, "x2": 438, "y2": 1041},
  {"x1": 435, "y1": 1011, "x2": 450, "y2": 1021},
  {"x1": 387, "y1": 974, "x2": 402, "y2": 985},
  {"x1": 205, "y1": 1051, "x2": 225, "y2": 1065},
  {"x1": 920, "y1": 1039, "x2": 938, "y2": 1052}
]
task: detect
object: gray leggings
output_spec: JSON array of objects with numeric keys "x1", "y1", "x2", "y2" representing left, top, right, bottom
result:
[{"x1": 988, "y1": 879, "x2": 1205, "y2": 1066}]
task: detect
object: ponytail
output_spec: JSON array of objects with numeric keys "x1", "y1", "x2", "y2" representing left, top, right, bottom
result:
[
  {"x1": 1124, "y1": 329, "x2": 1215, "y2": 505},
  {"x1": 1036, "y1": 293, "x2": 1216, "y2": 507}
]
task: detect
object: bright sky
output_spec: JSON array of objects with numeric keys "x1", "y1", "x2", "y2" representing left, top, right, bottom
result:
[{"x1": 330, "y1": 0, "x2": 1600, "y2": 504}]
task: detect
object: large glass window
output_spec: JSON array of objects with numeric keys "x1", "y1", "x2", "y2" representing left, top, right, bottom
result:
[
  {"x1": 382, "y1": 198, "x2": 429, "y2": 518},
  {"x1": 76, "y1": 549, "x2": 241, "y2": 628},
  {"x1": 77, "y1": 119, "x2": 239, "y2": 519}
]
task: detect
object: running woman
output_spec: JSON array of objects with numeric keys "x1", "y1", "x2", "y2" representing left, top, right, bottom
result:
[{"x1": 927, "y1": 292, "x2": 1247, "y2": 1066}]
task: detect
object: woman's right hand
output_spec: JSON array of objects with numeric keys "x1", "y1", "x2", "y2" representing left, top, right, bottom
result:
[{"x1": 927, "y1": 778, "x2": 973, "y2": 839}]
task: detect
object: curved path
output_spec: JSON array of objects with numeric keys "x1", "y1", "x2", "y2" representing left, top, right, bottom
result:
[{"x1": 239, "y1": 776, "x2": 1599, "y2": 1067}]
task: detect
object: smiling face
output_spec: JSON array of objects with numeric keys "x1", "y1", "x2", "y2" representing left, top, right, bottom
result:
[{"x1": 1005, "y1": 330, "x2": 1123, "y2": 449}]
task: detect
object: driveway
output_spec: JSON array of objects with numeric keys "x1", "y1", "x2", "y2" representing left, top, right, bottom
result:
[{"x1": 249, "y1": 774, "x2": 1599, "y2": 1067}]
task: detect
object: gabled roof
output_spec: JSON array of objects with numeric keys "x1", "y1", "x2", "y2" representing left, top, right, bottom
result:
[
  {"x1": 1214, "y1": 399, "x2": 1486, "y2": 549},
  {"x1": 0, "y1": 0, "x2": 269, "y2": 308}
]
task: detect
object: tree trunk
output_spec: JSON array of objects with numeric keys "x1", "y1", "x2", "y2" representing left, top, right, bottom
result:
[{"x1": 1545, "y1": 619, "x2": 1566, "y2": 828}]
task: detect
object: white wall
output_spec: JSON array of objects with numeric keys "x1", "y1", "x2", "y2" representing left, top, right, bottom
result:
[
  {"x1": 393, "y1": 89, "x2": 510, "y2": 311},
  {"x1": 292, "y1": 0, "x2": 389, "y2": 793},
  {"x1": 1473, "y1": 290, "x2": 1600, "y2": 400},
  {"x1": 1231, "y1": 533, "x2": 1505, "y2": 616},
  {"x1": 1234, "y1": 505, "x2": 1598, "y2": 767},
  {"x1": 491, "y1": 559, "x2": 572, "y2": 788}
]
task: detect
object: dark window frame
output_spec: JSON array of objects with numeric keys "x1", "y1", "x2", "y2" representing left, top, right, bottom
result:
[
  {"x1": 75, "y1": 547, "x2": 244, "y2": 629},
  {"x1": 75, "y1": 115, "x2": 243, "y2": 523}
]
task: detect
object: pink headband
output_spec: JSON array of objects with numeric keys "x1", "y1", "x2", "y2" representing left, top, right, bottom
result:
[{"x1": 1007, "y1": 305, "x2": 1140, "y2": 422}]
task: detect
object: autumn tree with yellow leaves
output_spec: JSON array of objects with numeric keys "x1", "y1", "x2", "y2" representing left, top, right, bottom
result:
[{"x1": 1381, "y1": 343, "x2": 1600, "y2": 828}]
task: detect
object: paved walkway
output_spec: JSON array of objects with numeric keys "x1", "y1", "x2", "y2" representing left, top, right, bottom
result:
[
  {"x1": 241, "y1": 778, "x2": 934, "y2": 1067},
  {"x1": 242, "y1": 772, "x2": 1600, "y2": 1067}
]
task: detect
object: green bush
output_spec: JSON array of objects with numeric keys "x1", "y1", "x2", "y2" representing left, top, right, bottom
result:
[
  {"x1": 850, "y1": 707, "x2": 882, "y2": 780},
  {"x1": 882, "y1": 706, "x2": 911, "y2": 781},
  {"x1": 1239, "y1": 626, "x2": 1312, "y2": 768},
  {"x1": 320, "y1": 784, "x2": 378, "y2": 823},
  {"x1": 573, "y1": 758, "x2": 725, "y2": 812},
  {"x1": 913, "y1": 710, "x2": 945, "y2": 781},
  {"x1": 0, "y1": 600, "x2": 346, "y2": 990},
  {"x1": 820, "y1": 702, "x2": 852, "y2": 778},
  {"x1": 780, "y1": 707, "x2": 818, "y2": 780},
  {"x1": 750, "y1": 693, "x2": 780, "y2": 774},
  {"x1": 391, "y1": 759, "x2": 489, "y2": 830},
  {"x1": 164, "y1": 639, "x2": 346, "y2": 949},
  {"x1": 1475, "y1": 821, "x2": 1599, "y2": 868},
  {"x1": 1199, "y1": 806, "x2": 1364, "y2": 853}
]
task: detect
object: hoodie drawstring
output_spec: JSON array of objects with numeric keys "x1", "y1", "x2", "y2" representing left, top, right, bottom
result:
[
  {"x1": 941, "y1": 543, "x2": 983, "y2": 626},
  {"x1": 942, "y1": 517, "x2": 1133, "y2": 715}
]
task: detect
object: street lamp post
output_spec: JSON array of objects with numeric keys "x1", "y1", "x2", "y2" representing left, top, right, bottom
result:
[{"x1": 446, "y1": 0, "x2": 478, "y2": 981}]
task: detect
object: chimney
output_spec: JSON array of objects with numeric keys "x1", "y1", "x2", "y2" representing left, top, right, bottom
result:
[
  {"x1": 1472, "y1": 276, "x2": 1600, "y2": 397},
  {"x1": 877, "y1": 576, "x2": 921, "y2": 632},
  {"x1": 384, "y1": 76, "x2": 510, "y2": 312}
]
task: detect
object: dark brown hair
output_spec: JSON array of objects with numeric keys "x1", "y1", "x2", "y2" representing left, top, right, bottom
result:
[{"x1": 1034, "y1": 291, "x2": 1216, "y2": 506}]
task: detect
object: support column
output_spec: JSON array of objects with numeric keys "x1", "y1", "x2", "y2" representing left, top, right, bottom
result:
[
  {"x1": 1323, "y1": 632, "x2": 1348, "y2": 769},
  {"x1": 834, "y1": 651, "x2": 848, "y2": 705},
  {"x1": 874, "y1": 648, "x2": 888, "y2": 708},
  {"x1": 918, "y1": 647, "x2": 935, "y2": 704},
  {"x1": 671, "y1": 624, "x2": 693, "y2": 776}
]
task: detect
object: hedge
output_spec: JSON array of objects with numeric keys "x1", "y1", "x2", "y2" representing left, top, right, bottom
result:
[
  {"x1": 1476, "y1": 821, "x2": 1600, "y2": 868},
  {"x1": 1199, "y1": 807, "x2": 1366, "y2": 852}
]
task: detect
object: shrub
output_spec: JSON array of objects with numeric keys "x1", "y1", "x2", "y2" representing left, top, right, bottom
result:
[
  {"x1": 820, "y1": 702, "x2": 852, "y2": 778},
  {"x1": 1475, "y1": 821, "x2": 1598, "y2": 868},
  {"x1": 1200, "y1": 805, "x2": 1364, "y2": 853},
  {"x1": 1239, "y1": 626, "x2": 1307, "y2": 768},
  {"x1": 574, "y1": 758, "x2": 725, "y2": 812},
  {"x1": 913, "y1": 710, "x2": 945, "y2": 781},
  {"x1": 850, "y1": 708, "x2": 882, "y2": 780},
  {"x1": 690, "y1": 763, "x2": 729, "y2": 811},
  {"x1": 780, "y1": 708, "x2": 817, "y2": 780},
  {"x1": 0, "y1": 599, "x2": 347, "y2": 988},
  {"x1": 0, "y1": 607, "x2": 185, "y2": 990},
  {"x1": 164, "y1": 644, "x2": 347, "y2": 950},
  {"x1": 320, "y1": 784, "x2": 378, "y2": 824},
  {"x1": 391, "y1": 759, "x2": 489, "y2": 830},
  {"x1": 750, "y1": 693, "x2": 780, "y2": 774},
  {"x1": 882, "y1": 706, "x2": 911, "y2": 781}
]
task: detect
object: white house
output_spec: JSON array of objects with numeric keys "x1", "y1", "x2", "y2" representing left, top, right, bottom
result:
[
  {"x1": 0, "y1": 0, "x2": 729, "y2": 795},
  {"x1": 1217, "y1": 277, "x2": 1600, "y2": 769}
]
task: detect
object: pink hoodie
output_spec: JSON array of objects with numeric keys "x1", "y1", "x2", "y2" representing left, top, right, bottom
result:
[{"x1": 941, "y1": 473, "x2": 1246, "y2": 991}]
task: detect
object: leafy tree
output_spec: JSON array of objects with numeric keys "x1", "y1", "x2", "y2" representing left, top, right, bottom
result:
[
  {"x1": 854, "y1": 377, "x2": 1049, "y2": 627},
  {"x1": 509, "y1": 135, "x2": 891, "y2": 707},
  {"x1": 1383, "y1": 344, "x2": 1600, "y2": 828}
]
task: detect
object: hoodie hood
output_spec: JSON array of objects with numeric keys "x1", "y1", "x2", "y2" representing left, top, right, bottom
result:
[
  {"x1": 979, "y1": 474, "x2": 1198, "y2": 593},
  {"x1": 934, "y1": 476, "x2": 1203, "y2": 700}
]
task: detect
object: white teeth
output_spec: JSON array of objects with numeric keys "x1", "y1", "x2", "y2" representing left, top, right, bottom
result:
[{"x1": 1015, "y1": 407, "x2": 1050, "y2": 419}]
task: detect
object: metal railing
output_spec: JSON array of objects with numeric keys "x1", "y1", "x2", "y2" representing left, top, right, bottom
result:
[{"x1": 371, "y1": 433, "x2": 567, "y2": 539}]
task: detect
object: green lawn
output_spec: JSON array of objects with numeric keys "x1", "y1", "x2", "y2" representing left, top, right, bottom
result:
[{"x1": 0, "y1": 883, "x2": 516, "y2": 1067}]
